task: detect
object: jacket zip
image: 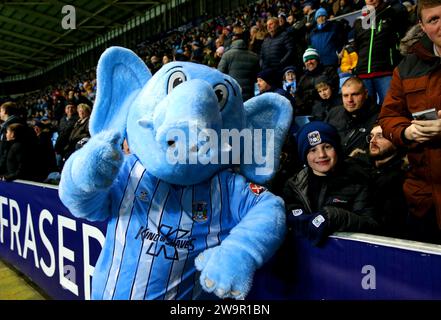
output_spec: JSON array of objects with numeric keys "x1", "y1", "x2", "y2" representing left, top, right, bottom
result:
[
  {"x1": 289, "y1": 171, "x2": 313, "y2": 213},
  {"x1": 368, "y1": 24, "x2": 375, "y2": 74}
]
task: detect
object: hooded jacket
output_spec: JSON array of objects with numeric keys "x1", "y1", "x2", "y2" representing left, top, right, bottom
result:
[
  {"x1": 260, "y1": 28, "x2": 296, "y2": 71},
  {"x1": 283, "y1": 162, "x2": 378, "y2": 234},
  {"x1": 353, "y1": 2, "x2": 406, "y2": 75},
  {"x1": 378, "y1": 24, "x2": 441, "y2": 227},
  {"x1": 217, "y1": 39, "x2": 260, "y2": 101}
]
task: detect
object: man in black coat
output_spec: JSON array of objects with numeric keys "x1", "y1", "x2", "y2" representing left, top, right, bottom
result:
[
  {"x1": 0, "y1": 102, "x2": 23, "y2": 141},
  {"x1": 325, "y1": 77, "x2": 379, "y2": 157},
  {"x1": 54, "y1": 103, "x2": 79, "y2": 169},
  {"x1": 0, "y1": 102, "x2": 26, "y2": 171},
  {"x1": 353, "y1": 0, "x2": 409, "y2": 105},
  {"x1": 294, "y1": 48, "x2": 339, "y2": 115},
  {"x1": 351, "y1": 124, "x2": 408, "y2": 238},
  {"x1": 0, "y1": 123, "x2": 34, "y2": 182},
  {"x1": 260, "y1": 17, "x2": 297, "y2": 71}
]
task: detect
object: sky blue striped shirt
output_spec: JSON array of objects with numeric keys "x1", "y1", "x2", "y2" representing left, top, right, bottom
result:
[{"x1": 92, "y1": 154, "x2": 275, "y2": 300}]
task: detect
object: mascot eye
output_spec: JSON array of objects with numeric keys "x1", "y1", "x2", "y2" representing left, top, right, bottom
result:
[
  {"x1": 213, "y1": 84, "x2": 228, "y2": 111},
  {"x1": 167, "y1": 71, "x2": 186, "y2": 93}
]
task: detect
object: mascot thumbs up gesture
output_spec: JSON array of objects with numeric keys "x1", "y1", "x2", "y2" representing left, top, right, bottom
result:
[{"x1": 59, "y1": 47, "x2": 292, "y2": 300}]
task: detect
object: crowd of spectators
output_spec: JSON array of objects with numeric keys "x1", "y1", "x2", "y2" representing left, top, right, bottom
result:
[{"x1": 2, "y1": 0, "x2": 439, "y2": 245}]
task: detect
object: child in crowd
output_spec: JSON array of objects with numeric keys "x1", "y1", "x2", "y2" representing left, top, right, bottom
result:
[
  {"x1": 282, "y1": 121, "x2": 378, "y2": 246},
  {"x1": 311, "y1": 77, "x2": 341, "y2": 121},
  {"x1": 282, "y1": 66, "x2": 297, "y2": 97}
]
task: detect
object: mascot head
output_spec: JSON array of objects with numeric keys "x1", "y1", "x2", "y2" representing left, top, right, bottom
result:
[{"x1": 90, "y1": 47, "x2": 292, "y2": 185}]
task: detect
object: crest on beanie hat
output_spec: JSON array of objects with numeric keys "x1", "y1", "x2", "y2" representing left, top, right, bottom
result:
[{"x1": 307, "y1": 130, "x2": 322, "y2": 146}]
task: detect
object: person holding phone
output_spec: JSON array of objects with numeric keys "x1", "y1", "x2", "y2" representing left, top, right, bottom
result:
[{"x1": 378, "y1": 0, "x2": 441, "y2": 244}]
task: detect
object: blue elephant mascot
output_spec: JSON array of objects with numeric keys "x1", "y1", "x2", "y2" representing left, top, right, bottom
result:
[{"x1": 59, "y1": 47, "x2": 292, "y2": 300}]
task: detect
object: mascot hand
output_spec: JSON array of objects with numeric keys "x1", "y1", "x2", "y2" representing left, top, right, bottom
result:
[
  {"x1": 71, "y1": 130, "x2": 124, "y2": 192},
  {"x1": 195, "y1": 246, "x2": 256, "y2": 300}
]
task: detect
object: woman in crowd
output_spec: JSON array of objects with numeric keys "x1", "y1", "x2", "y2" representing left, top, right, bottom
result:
[{"x1": 63, "y1": 103, "x2": 91, "y2": 161}]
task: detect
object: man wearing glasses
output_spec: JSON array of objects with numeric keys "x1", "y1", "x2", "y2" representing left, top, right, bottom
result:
[{"x1": 364, "y1": 124, "x2": 408, "y2": 238}]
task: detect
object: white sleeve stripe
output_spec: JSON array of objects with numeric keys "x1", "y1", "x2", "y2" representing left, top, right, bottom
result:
[
  {"x1": 130, "y1": 181, "x2": 170, "y2": 299},
  {"x1": 102, "y1": 161, "x2": 145, "y2": 299},
  {"x1": 128, "y1": 179, "x2": 161, "y2": 298},
  {"x1": 164, "y1": 188, "x2": 193, "y2": 300},
  {"x1": 206, "y1": 174, "x2": 222, "y2": 248},
  {"x1": 142, "y1": 191, "x2": 171, "y2": 299}
]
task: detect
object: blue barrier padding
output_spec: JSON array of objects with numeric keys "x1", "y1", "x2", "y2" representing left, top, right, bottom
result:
[{"x1": 1, "y1": 180, "x2": 441, "y2": 300}]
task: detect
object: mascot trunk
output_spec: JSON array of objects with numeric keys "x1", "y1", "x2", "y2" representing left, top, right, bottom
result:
[{"x1": 59, "y1": 47, "x2": 293, "y2": 300}]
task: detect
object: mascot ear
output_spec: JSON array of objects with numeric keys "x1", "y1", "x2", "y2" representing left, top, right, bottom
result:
[
  {"x1": 240, "y1": 93, "x2": 293, "y2": 185},
  {"x1": 89, "y1": 46, "x2": 152, "y2": 136}
]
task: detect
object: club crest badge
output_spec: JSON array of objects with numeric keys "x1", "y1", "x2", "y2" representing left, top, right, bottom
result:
[
  {"x1": 249, "y1": 183, "x2": 267, "y2": 195},
  {"x1": 192, "y1": 201, "x2": 208, "y2": 222},
  {"x1": 137, "y1": 190, "x2": 149, "y2": 202},
  {"x1": 312, "y1": 214, "x2": 325, "y2": 228},
  {"x1": 307, "y1": 130, "x2": 322, "y2": 146}
]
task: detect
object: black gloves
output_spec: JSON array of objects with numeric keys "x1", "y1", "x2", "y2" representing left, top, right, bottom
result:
[{"x1": 288, "y1": 209, "x2": 329, "y2": 246}]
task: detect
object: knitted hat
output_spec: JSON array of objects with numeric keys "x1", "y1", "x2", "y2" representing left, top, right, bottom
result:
[
  {"x1": 296, "y1": 121, "x2": 341, "y2": 164},
  {"x1": 303, "y1": 48, "x2": 320, "y2": 62},
  {"x1": 257, "y1": 68, "x2": 282, "y2": 88},
  {"x1": 314, "y1": 75, "x2": 331, "y2": 88},
  {"x1": 278, "y1": 12, "x2": 287, "y2": 19},
  {"x1": 33, "y1": 120, "x2": 46, "y2": 129},
  {"x1": 315, "y1": 8, "x2": 328, "y2": 21},
  {"x1": 283, "y1": 65, "x2": 296, "y2": 75}
]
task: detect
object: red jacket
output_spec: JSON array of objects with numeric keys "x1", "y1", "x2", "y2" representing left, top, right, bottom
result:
[{"x1": 379, "y1": 30, "x2": 441, "y2": 227}]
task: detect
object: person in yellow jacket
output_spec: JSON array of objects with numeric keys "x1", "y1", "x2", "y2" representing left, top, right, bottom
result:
[
  {"x1": 338, "y1": 38, "x2": 359, "y2": 91},
  {"x1": 339, "y1": 39, "x2": 358, "y2": 74}
]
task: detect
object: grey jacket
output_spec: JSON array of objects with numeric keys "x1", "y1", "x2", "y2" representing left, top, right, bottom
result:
[{"x1": 218, "y1": 39, "x2": 260, "y2": 101}]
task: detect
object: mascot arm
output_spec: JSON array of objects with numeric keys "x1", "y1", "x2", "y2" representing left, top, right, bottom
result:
[
  {"x1": 195, "y1": 173, "x2": 286, "y2": 300},
  {"x1": 59, "y1": 130, "x2": 124, "y2": 221}
]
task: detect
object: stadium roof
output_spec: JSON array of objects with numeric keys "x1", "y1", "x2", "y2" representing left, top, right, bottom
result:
[{"x1": 0, "y1": 0, "x2": 167, "y2": 79}]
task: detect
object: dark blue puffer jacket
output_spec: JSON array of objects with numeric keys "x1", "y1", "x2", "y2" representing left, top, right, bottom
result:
[
  {"x1": 309, "y1": 21, "x2": 345, "y2": 67},
  {"x1": 260, "y1": 29, "x2": 296, "y2": 71}
]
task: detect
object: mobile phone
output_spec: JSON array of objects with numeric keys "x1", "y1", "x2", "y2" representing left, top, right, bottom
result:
[{"x1": 412, "y1": 108, "x2": 438, "y2": 120}]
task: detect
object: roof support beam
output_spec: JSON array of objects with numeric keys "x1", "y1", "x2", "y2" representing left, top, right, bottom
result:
[
  {"x1": 117, "y1": 2, "x2": 160, "y2": 4},
  {"x1": 103, "y1": 1, "x2": 143, "y2": 16},
  {"x1": 0, "y1": 29, "x2": 61, "y2": 48},
  {"x1": 0, "y1": 3, "x2": 95, "y2": 36},
  {"x1": 5, "y1": 0, "x2": 119, "y2": 72},
  {"x1": 47, "y1": 0, "x2": 114, "y2": 24},
  {"x1": 0, "y1": 57, "x2": 42, "y2": 69},
  {"x1": 0, "y1": 49, "x2": 47, "y2": 64},
  {"x1": 0, "y1": 67, "x2": 21, "y2": 75},
  {"x1": 0, "y1": 15, "x2": 63, "y2": 38},
  {"x1": 0, "y1": 40, "x2": 53, "y2": 57},
  {"x1": 0, "y1": 4, "x2": 59, "y2": 24},
  {"x1": 0, "y1": 0, "x2": 161, "y2": 77},
  {"x1": 1, "y1": 2, "x2": 52, "y2": 5}
]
